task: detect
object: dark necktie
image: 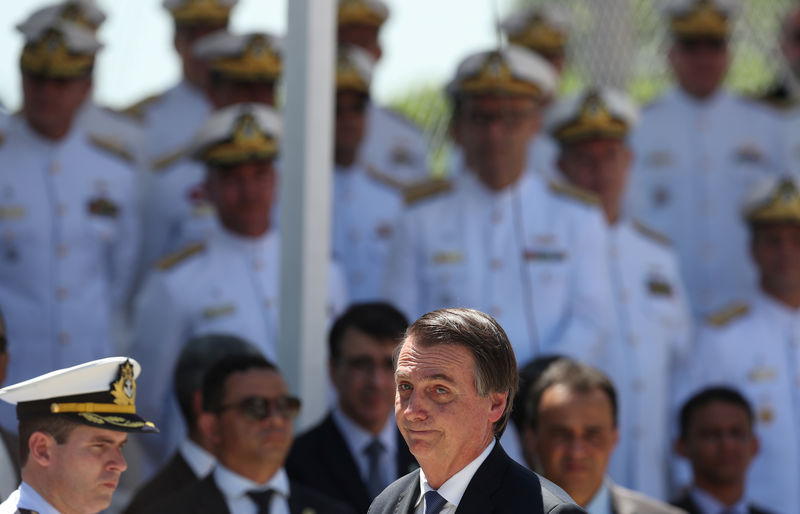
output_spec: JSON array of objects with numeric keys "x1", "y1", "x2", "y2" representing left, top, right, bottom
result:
[
  {"x1": 424, "y1": 490, "x2": 448, "y2": 514},
  {"x1": 246, "y1": 489, "x2": 275, "y2": 514},
  {"x1": 364, "y1": 438, "x2": 388, "y2": 498}
]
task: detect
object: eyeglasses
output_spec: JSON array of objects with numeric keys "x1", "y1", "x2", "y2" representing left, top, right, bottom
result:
[
  {"x1": 217, "y1": 395, "x2": 301, "y2": 420},
  {"x1": 340, "y1": 356, "x2": 394, "y2": 374}
]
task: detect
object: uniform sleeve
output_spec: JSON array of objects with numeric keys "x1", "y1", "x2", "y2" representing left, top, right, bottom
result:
[
  {"x1": 381, "y1": 208, "x2": 422, "y2": 322},
  {"x1": 541, "y1": 208, "x2": 617, "y2": 364}
]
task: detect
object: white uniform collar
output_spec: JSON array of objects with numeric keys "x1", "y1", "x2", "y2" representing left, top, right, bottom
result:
[
  {"x1": 461, "y1": 166, "x2": 533, "y2": 202},
  {"x1": 672, "y1": 85, "x2": 729, "y2": 110},
  {"x1": 756, "y1": 289, "x2": 800, "y2": 325},
  {"x1": 15, "y1": 481, "x2": 61, "y2": 514},
  {"x1": 179, "y1": 438, "x2": 217, "y2": 478},
  {"x1": 216, "y1": 226, "x2": 278, "y2": 254},
  {"x1": 690, "y1": 484, "x2": 749, "y2": 514},
  {"x1": 414, "y1": 438, "x2": 496, "y2": 510},
  {"x1": 331, "y1": 404, "x2": 396, "y2": 461},
  {"x1": 214, "y1": 464, "x2": 290, "y2": 500}
]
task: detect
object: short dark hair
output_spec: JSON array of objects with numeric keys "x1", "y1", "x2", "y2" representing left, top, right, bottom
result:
[
  {"x1": 511, "y1": 355, "x2": 565, "y2": 429},
  {"x1": 19, "y1": 415, "x2": 81, "y2": 465},
  {"x1": 398, "y1": 308, "x2": 518, "y2": 438},
  {"x1": 174, "y1": 334, "x2": 263, "y2": 428},
  {"x1": 202, "y1": 354, "x2": 278, "y2": 412},
  {"x1": 329, "y1": 302, "x2": 408, "y2": 361},
  {"x1": 679, "y1": 386, "x2": 754, "y2": 440},
  {"x1": 526, "y1": 358, "x2": 618, "y2": 430}
]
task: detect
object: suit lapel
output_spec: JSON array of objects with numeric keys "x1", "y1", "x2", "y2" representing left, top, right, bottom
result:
[
  {"x1": 319, "y1": 415, "x2": 372, "y2": 504},
  {"x1": 192, "y1": 474, "x2": 231, "y2": 514},
  {"x1": 453, "y1": 443, "x2": 507, "y2": 514},
  {"x1": 393, "y1": 471, "x2": 421, "y2": 514},
  {"x1": 395, "y1": 429, "x2": 418, "y2": 478}
]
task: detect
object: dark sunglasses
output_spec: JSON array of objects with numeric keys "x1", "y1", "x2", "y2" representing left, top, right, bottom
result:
[{"x1": 217, "y1": 395, "x2": 301, "y2": 420}]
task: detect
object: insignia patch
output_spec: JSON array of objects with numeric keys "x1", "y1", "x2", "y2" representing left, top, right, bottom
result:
[
  {"x1": 432, "y1": 251, "x2": 463, "y2": 264},
  {"x1": 87, "y1": 197, "x2": 119, "y2": 218},
  {"x1": 202, "y1": 304, "x2": 236, "y2": 319},
  {"x1": 0, "y1": 205, "x2": 25, "y2": 220},
  {"x1": 391, "y1": 143, "x2": 416, "y2": 166},
  {"x1": 647, "y1": 275, "x2": 673, "y2": 296},
  {"x1": 734, "y1": 143, "x2": 764, "y2": 164},
  {"x1": 646, "y1": 151, "x2": 672, "y2": 168},
  {"x1": 523, "y1": 249, "x2": 566, "y2": 261},
  {"x1": 110, "y1": 360, "x2": 136, "y2": 407},
  {"x1": 748, "y1": 366, "x2": 777, "y2": 382},
  {"x1": 758, "y1": 405, "x2": 775, "y2": 424}
]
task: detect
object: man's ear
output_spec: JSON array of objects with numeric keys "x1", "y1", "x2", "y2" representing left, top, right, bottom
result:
[
  {"x1": 28, "y1": 431, "x2": 57, "y2": 468},
  {"x1": 487, "y1": 391, "x2": 507, "y2": 424}
]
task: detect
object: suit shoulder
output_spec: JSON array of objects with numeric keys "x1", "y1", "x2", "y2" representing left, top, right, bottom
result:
[
  {"x1": 706, "y1": 301, "x2": 750, "y2": 328},
  {"x1": 290, "y1": 482, "x2": 356, "y2": 514},
  {"x1": 612, "y1": 484, "x2": 687, "y2": 514},
  {"x1": 156, "y1": 242, "x2": 206, "y2": 271},
  {"x1": 88, "y1": 134, "x2": 136, "y2": 165},
  {"x1": 121, "y1": 93, "x2": 164, "y2": 121},
  {"x1": 151, "y1": 146, "x2": 190, "y2": 172},
  {"x1": 632, "y1": 219, "x2": 673, "y2": 247},
  {"x1": 368, "y1": 470, "x2": 419, "y2": 513},
  {"x1": 404, "y1": 177, "x2": 453, "y2": 205},
  {"x1": 548, "y1": 179, "x2": 601, "y2": 207}
]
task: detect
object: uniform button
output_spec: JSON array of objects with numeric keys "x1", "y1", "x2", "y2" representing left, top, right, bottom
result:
[
  {"x1": 609, "y1": 246, "x2": 619, "y2": 259},
  {"x1": 618, "y1": 289, "x2": 630, "y2": 303},
  {"x1": 489, "y1": 258, "x2": 504, "y2": 271},
  {"x1": 263, "y1": 298, "x2": 274, "y2": 309},
  {"x1": 253, "y1": 259, "x2": 264, "y2": 271},
  {"x1": 58, "y1": 332, "x2": 70, "y2": 345},
  {"x1": 56, "y1": 204, "x2": 68, "y2": 216},
  {"x1": 50, "y1": 162, "x2": 61, "y2": 174},
  {"x1": 491, "y1": 210, "x2": 503, "y2": 224},
  {"x1": 56, "y1": 244, "x2": 69, "y2": 258},
  {"x1": 56, "y1": 287, "x2": 68, "y2": 300},
  {"x1": 632, "y1": 378, "x2": 645, "y2": 393}
]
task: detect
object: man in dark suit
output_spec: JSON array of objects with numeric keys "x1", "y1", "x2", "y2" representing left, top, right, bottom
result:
[
  {"x1": 368, "y1": 308, "x2": 584, "y2": 513},
  {"x1": 287, "y1": 302, "x2": 416, "y2": 512},
  {"x1": 672, "y1": 387, "x2": 774, "y2": 514},
  {"x1": 521, "y1": 358, "x2": 685, "y2": 514},
  {"x1": 125, "y1": 334, "x2": 262, "y2": 513},
  {"x1": 0, "y1": 308, "x2": 21, "y2": 501},
  {"x1": 150, "y1": 354, "x2": 353, "y2": 514}
]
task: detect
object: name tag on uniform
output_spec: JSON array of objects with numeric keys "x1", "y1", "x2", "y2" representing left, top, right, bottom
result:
[
  {"x1": 432, "y1": 251, "x2": 462, "y2": 264},
  {"x1": 748, "y1": 366, "x2": 777, "y2": 383},
  {"x1": 647, "y1": 276, "x2": 673, "y2": 297},
  {"x1": 523, "y1": 249, "x2": 566, "y2": 261},
  {"x1": 0, "y1": 205, "x2": 25, "y2": 220},
  {"x1": 87, "y1": 197, "x2": 119, "y2": 218},
  {"x1": 734, "y1": 143, "x2": 764, "y2": 164},
  {"x1": 202, "y1": 304, "x2": 236, "y2": 319}
]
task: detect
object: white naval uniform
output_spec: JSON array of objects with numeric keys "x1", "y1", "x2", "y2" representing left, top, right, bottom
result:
[
  {"x1": 682, "y1": 292, "x2": 800, "y2": 514},
  {"x1": 333, "y1": 162, "x2": 404, "y2": 302},
  {"x1": 359, "y1": 103, "x2": 430, "y2": 185},
  {"x1": 76, "y1": 101, "x2": 147, "y2": 168},
  {"x1": 527, "y1": 134, "x2": 559, "y2": 178},
  {"x1": 137, "y1": 80, "x2": 212, "y2": 164},
  {"x1": 383, "y1": 169, "x2": 616, "y2": 367},
  {"x1": 628, "y1": 88, "x2": 786, "y2": 318},
  {"x1": 603, "y1": 219, "x2": 692, "y2": 500},
  {"x1": 783, "y1": 107, "x2": 800, "y2": 175},
  {"x1": 131, "y1": 226, "x2": 348, "y2": 472},
  {"x1": 0, "y1": 115, "x2": 140, "y2": 429},
  {"x1": 0, "y1": 482, "x2": 59, "y2": 514}
]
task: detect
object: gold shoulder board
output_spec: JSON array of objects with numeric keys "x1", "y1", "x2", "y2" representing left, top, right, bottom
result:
[
  {"x1": 151, "y1": 147, "x2": 188, "y2": 172},
  {"x1": 548, "y1": 180, "x2": 601, "y2": 206},
  {"x1": 404, "y1": 178, "x2": 453, "y2": 205},
  {"x1": 89, "y1": 135, "x2": 136, "y2": 164},
  {"x1": 706, "y1": 302, "x2": 749, "y2": 328},
  {"x1": 120, "y1": 93, "x2": 163, "y2": 121},
  {"x1": 156, "y1": 242, "x2": 206, "y2": 271},
  {"x1": 632, "y1": 219, "x2": 672, "y2": 246},
  {"x1": 365, "y1": 164, "x2": 406, "y2": 191}
]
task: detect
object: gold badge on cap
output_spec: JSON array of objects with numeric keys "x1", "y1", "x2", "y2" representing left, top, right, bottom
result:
[{"x1": 111, "y1": 360, "x2": 136, "y2": 407}]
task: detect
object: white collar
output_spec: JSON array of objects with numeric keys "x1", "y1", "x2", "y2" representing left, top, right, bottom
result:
[
  {"x1": 414, "y1": 439, "x2": 496, "y2": 510},
  {"x1": 216, "y1": 226, "x2": 277, "y2": 254},
  {"x1": 214, "y1": 464, "x2": 290, "y2": 500},
  {"x1": 331, "y1": 405, "x2": 396, "y2": 458},
  {"x1": 16, "y1": 481, "x2": 61, "y2": 514},
  {"x1": 179, "y1": 438, "x2": 217, "y2": 478},
  {"x1": 756, "y1": 290, "x2": 800, "y2": 326},
  {"x1": 584, "y1": 480, "x2": 612, "y2": 514},
  {"x1": 690, "y1": 485, "x2": 749, "y2": 514}
]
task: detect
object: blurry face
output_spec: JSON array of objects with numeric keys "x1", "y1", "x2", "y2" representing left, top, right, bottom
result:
[
  {"x1": 524, "y1": 385, "x2": 618, "y2": 507},
  {"x1": 781, "y1": 9, "x2": 800, "y2": 78},
  {"x1": 22, "y1": 74, "x2": 91, "y2": 140},
  {"x1": 668, "y1": 38, "x2": 730, "y2": 99},
  {"x1": 208, "y1": 79, "x2": 276, "y2": 109},
  {"x1": 335, "y1": 91, "x2": 369, "y2": 167},
  {"x1": 751, "y1": 223, "x2": 800, "y2": 298},
  {"x1": 676, "y1": 401, "x2": 757, "y2": 487},
  {"x1": 452, "y1": 95, "x2": 542, "y2": 191},
  {"x1": 338, "y1": 24, "x2": 382, "y2": 60},
  {"x1": 395, "y1": 338, "x2": 505, "y2": 487},
  {"x1": 212, "y1": 369, "x2": 295, "y2": 471},
  {"x1": 558, "y1": 139, "x2": 632, "y2": 223},
  {"x1": 206, "y1": 160, "x2": 276, "y2": 237},
  {"x1": 331, "y1": 328, "x2": 396, "y2": 434},
  {"x1": 45, "y1": 426, "x2": 128, "y2": 514},
  {"x1": 174, "y1": 23, "x2": 226, "y2": 88}
]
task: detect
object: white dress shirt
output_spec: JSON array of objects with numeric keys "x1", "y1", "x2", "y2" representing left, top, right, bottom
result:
[
  {"x1": 584, "y1": 481, "x2": 612, "y2": 514},
  {"x1": 179, "y1": 438, "x2": 216, "y2": 479},
  {"x1": 331, "y1": 405, "x2": 397, "y2": 485},
  {"x1": 0, "y1": 482, "x2": 59, "y2": 514},
  {"x1": 215, "y1": 465, "x2": 290, "y2": 514},
  {"x1": 689, "y1": 486, "x2": 748, "y2": 514},
  {"x1": 412, "y1": 439, "x2": 496, "y2": 514}
]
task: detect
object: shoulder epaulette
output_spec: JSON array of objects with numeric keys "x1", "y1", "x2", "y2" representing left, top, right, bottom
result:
[
  {"x1": 156, "y1": 242, "x2": 206, "y2": 271},
  {"x1": 706, "y1": 302, "x2": 749, "y2": 328},
  {"x1": 548, "y1": 180, "x2": 601, "y2": 206},
  {"x1": 403, "y1": 178, "x2": 452, "y2": 205},
  {"x1": 632, "y1": 219, "x2": 672, "y2": 247},
  {"x1": 150, "y1": 147, "x2": 188, "y2": 172},
  {"x1": 120, "y1": 93, "x2": 163, "y2": 121},
  {"x1": 365, "y1": 164, "x2": 406, "y2": 191},
  {"x1": 88, "y1": 135, "x2": 136, "y2": 164}
]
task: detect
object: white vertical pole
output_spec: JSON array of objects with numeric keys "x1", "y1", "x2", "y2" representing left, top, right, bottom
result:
[{"x1": 279, "y1": 0, "x2": 336, "y2": 431}]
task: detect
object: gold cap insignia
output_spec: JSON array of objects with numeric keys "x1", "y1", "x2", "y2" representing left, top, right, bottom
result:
[
  {"x1": 211, "y1": 35, "x2": 282, "y2": 82},
  {"x1": 337, "y1": 53, "x2": 370, "y2": 93},
  {"x1": 20, "y1": 30, "x2": 95, "y2": 79},
  {"x1": 202, "y1": 113, "x2": 278, "y2": 166},
  {"x1": 338, "y1": 0, "x2": 388, "y2": 28},
  {"x1": 111, "y1": 360, "x2": 136, "y2": 407},
  {"x1": 745, "y1": 179, "x2": 800, "y2": 226},
  {"x1": 553, "y1": 92, "x2": 630, "y2": 144},
  {"x1": 508, "y1": 14, "x2": 567, "y2": 55},
  {"x1": 671, "y1": 0, "x2": 730, "y2": 39},
  {"x1": 169, "y1": 0, "x2": 233, "y2": 27},
  {"x1": 457, "y1": 52, "x2": 542, "y2": 99}
]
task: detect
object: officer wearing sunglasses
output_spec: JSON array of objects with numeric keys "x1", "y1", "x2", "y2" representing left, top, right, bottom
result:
[{"x1": 148, "y1": 354, "x2": 354, "y2": 514}]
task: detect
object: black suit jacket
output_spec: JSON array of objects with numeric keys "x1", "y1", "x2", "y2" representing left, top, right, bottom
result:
[
  {"x1": 124, "y1": 451, "x2": 200, "y2": 514},
  {"x1": 286, "y1": 413, "x2": 418, "y2": 513},
  {"x1": 145, "y1": 472, "x2": 355, "y2": 514},
  {"x1": 367, "y1": 442, "x2": 585, "y2": 514},
  {"x1": 671, "y1": 491, "x2": 774, "y2": 514}
]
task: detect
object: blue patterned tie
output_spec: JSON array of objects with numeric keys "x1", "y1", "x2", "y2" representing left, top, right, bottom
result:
[
  {"x1": 364, "y1": 438, "x2": 388, "y2": 498},
  {"x1": 424, "y1": 490, "x2": 448, "y2": 514}
]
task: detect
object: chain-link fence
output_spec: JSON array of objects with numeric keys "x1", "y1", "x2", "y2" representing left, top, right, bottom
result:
[{"x1": 390, "y1": 0, "x2": 797, "y2": 176}]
